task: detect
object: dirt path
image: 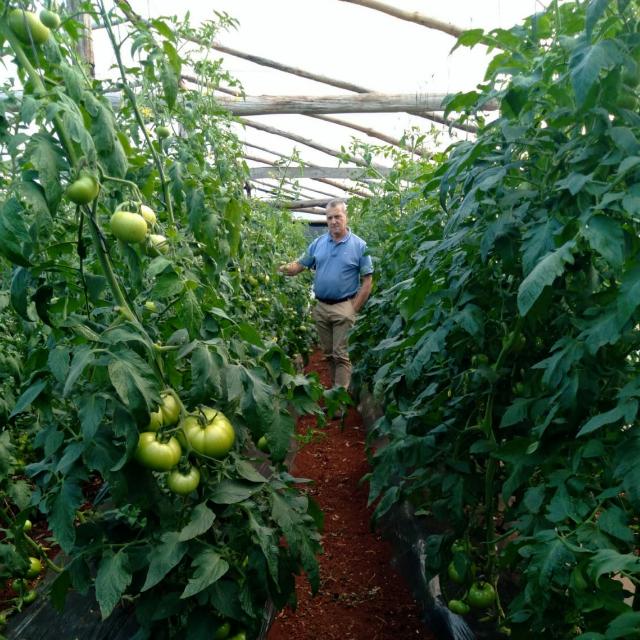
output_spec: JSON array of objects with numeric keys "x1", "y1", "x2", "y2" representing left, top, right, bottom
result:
[{"x1": 268, "y1": 351, "x2": 434, "y2": 640}]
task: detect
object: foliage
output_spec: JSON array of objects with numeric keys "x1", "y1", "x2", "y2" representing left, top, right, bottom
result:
[
  {"x1": 350, "y1": 1, "x2": 640, "y2": 637},
  {"x1": 0, "y1": 3, "x2": 321, "y2": 637}
]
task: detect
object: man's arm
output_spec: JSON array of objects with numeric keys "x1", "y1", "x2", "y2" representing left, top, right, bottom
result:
[
  {"x1": 278, "y1": 261, "x2": 305, "y2": 276},
  {"x1": 352, "y1": 274, "x2": 373, "y2": 313}
]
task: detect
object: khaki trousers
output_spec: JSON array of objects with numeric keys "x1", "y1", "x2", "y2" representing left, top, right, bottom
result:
[{"x1": 312, "y1": 300, "x2": 356, "y2": 389}]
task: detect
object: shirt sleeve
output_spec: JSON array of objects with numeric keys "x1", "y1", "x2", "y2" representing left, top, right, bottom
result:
[
  {"x1": 297, "y1": 239, "x2": 317, "y2": 269},
  {"x1": 359, "y1": 244, "x2": 373, "y2": 276}
]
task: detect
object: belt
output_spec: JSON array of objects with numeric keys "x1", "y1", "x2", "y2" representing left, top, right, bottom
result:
[{"x1": 316, "y1": 295, "x2": 355, "y2": 305}]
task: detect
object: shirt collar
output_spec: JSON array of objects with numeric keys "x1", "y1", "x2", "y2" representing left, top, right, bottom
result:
[{"x1": 327, "y1": 228, "x2": 351, "y2": 244}]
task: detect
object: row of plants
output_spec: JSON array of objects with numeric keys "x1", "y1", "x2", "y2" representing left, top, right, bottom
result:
[
  {"x1": 0, "y1": 3, "x2": 322, "y2": 639},
  {"x1": 350, "y1": 1, "x2": 640, "y2": 638}
]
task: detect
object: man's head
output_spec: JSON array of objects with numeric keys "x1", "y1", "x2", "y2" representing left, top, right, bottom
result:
[{"x1": 326, "y1": 199, "x2": 348, "y2": 240}]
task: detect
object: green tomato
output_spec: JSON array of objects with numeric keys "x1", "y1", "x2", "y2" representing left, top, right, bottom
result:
[
  {"x1": 0, "y1": 612, "x2": 7, "y2": 626},
  {"x1": 147, "y1": 409, "x2": 163, "y2": 432},
  {"x1": 257, "y1": 435, "x2": 269, "y2": 452},
  {"x1": 214, "y1": 622, "x2": 231, "y2": 639},
  {"x1": 447, "y1": 561, "x2": 465, "y2": 585},
  {"x1": 451, "y1": 539, "x2": 468, "y2": 553},
  {"x1": 8, "y1": 10, "x2": 50, "y2": 45},
  {"x1": 468, "y1": 581, "x2": 496, "y2": 609},
  {"x1": 148, "y1": 233, "x2": 169, "y2": 255},
  {"x1": 22, "y1": 519, "x2": 33, "y2": 533},
  {"x1": 228, "y1": 633, "x2": 246, "y2": 640},
  {"x1": 26, "y1": 557, "x2": 43, "y2": 579},
  {"x1": 22, "y1": 589, "x2": 38, "y2": 604},
  {"x1": 39, "y1": 9, "x2": 61, "y2": 30},
  {"x1": 181, "y1": 407, "x2": 235, "y2": 458},
  {"x1": 135, "y1": 432, "x2": 181, "y2": 471},
  {"x1": 157, "y1": 125, "x2": 171, "y2": 139},
  {"x1": 67, "y1": 175, "x2": 100, "y2": 205},
  {"x1": 139, "y1": 204, "x2": 157, "y2": 225},
  {"x1": 11, "y1": 578, "x2": 28, "y2": 594},
  {"x1": 160, "y1": 391, "x2": 181, "y2": 426},
  {"x1": 448, "y1": 599, "x2": 470, "y2": 615},
  {"x1": 167, "y1": 467, "x2": 201, "y2": 495},
  {"x1": 144, "y1": 300, "x2": 158, "y2": 313},
  {"x1": 110, "y1": 210, "x2": 148, "y2": 243}
]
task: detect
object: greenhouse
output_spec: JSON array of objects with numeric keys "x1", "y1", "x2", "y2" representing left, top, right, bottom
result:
[{"x1": 1, "y1": 1, "x2": 639, "y2": 639}]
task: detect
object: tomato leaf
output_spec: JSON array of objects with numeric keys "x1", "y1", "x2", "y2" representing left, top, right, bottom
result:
[
  {"x1": 95, "y1": 550, "x2": 132, "y2": 619},
  {"x1": 517, "y1": 241, "x2": 575, "y2": 316},
  {"x1": 180, "y1": 550, "x2": 229, "y2": 599},
  {"x1": 569, "y1": 40, "x2": 621, "y2": 106},
  {"x1": 178, "y1": 503, "x2": 216, "y2": 542},
  {"x1": 210, "y1": 480, "x2": 260, "y2": 504},
  {"x1": 63, "y1": 346, "x2": 96, "y2": 397},
  {"x1": 10, "y1": 379, "x2": 47, "y2": 417},
  {"x1": 190, "y1": 344, "x2": 222, "y2": 403},
  {"x1": 271, "y1": 492, "x2": 320, "y2": 593},
  {"x1": 589, "y1": 549, "x2": 640, "y2": 583},
  {"x1": 142, "y1": 531, "x2": 188, "y2": 592},
  {"x1": 0, "y1": 200, "x2": 32, "y2": 266},
  {"x1": 107, "y1": 351, "x2": 157, "y2": 413},
  {"x1": 48, "y1": 478, "x2": 83, "y2": 553}
]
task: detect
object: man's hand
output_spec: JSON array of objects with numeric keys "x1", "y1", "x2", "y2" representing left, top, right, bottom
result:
[{"x1": 278, "y1": 262, "x2": 304, "y2": 276}]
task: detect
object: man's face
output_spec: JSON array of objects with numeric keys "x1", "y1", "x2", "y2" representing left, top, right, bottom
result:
[{"x1": 326, "y1": 206, "x2": 348, "y2": 239}]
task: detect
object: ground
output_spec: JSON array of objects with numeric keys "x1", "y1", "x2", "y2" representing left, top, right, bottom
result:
[{"x1": 267, "y1": 350, "x2": 434, "y2": 640}]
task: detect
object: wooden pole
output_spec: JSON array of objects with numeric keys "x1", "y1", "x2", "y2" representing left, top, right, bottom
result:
[
  {"x1": 337, "y1": 0, "x2": 464, "y2": 38},
  {"x1": 218, "y1": 92, "x2": 487, "y2": 116},
  {"x1": 66, "y1": 0, "x2": 95, "y2": 76},
  {"x1": 114, "y1": 3, "x2": 476, "y2": 132},
  {"x1": 243, "y1": 154, "x2": 374, "y2": 198},
  {"x1": 309, "y1": 115, "x2": 429, "y2": 157},
  {"x1": 239, "y1": 117, "x2": 387, "y2": 168},
  {"x1": 263, "y1": 198, "x2": 341, "y2": 209},
  {"x1": 209, "y1": 43, "x2": 473, "y2": 131}
]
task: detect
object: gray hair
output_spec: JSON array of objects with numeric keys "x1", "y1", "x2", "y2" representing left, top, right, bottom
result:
[{"x1": 326, "y1": 198, "x2": 347, "y2": 213}]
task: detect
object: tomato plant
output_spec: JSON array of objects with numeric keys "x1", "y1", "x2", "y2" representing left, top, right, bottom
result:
[
  {"x1": 349, "y1": 2, "x2": 640, "y2": 638},
  {"x1": 0, "y1": 3, "x2": 323, "y2": 637}
]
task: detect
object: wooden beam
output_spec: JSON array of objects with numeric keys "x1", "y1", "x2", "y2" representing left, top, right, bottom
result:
[
  {"x1": 239, "y1": 117, "x2": 384, "y2": 168},
  {"x1": 250, "y1": 177, "x2": 325, "y2": 201},
  {"x1": 309, "y1": 115, "x2": 428, "y2": 157},
  {"x1": 244, "y1": 157, "x2": 368, "y2": 198},
  {"x1": 337, "y1": 0, "x2": 464, "y2": 38},
  {"x1": 114, "y1": 3, "x2": 474, "y2": 132},
  {"x1": 248, "y1": 166, "x2": 392, "y2": 179},
  {"x1": 263, "y1": 198, "x2": 342, "y2": 209},
  {"x1": 211, "y1": 43, "x2": 367, "y2": 94},
  {"x1": 294, "y1": 207, "x2": 328, "y2": 214},
  {"x1": 209, "y1": 45, "x2": 473, "y2": 132},
  {"x1": 219, "y1": 92, "x2": 491, "y2": 116}
]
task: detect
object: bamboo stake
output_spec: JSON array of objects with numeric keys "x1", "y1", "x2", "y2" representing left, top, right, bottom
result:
[{"x1": 337, "y1": 0, "x2": 464, "y2": 37}]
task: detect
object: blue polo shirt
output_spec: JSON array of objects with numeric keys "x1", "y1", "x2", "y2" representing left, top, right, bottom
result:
[{"x1": 297, "y1": 230, "x2": 373, "y2": 300}]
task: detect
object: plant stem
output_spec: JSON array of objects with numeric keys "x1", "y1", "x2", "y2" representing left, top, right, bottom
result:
[{"x1": 99, "y1": 1, "x2": 175, "y2": 227}]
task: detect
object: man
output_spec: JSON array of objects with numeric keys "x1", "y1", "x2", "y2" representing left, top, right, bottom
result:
[{"x1": 279, "y1": 199, "x2": 373, "y2": 390}]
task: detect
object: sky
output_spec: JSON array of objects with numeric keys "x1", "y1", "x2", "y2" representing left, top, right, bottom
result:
[{"x1": 99, "y1": 1, "x2": 552, "y2": 213}]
